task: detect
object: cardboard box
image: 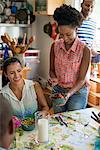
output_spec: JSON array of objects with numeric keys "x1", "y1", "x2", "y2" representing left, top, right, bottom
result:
[
  {"x1": 90, "y1": 80, "x2": 100, "y2": 93},
  {"x1": 88, "y1": 91, "x2": 100, "y2": 106},
  {"x1": 98, "y1": 63, "x2": 100, "y2": 75}
]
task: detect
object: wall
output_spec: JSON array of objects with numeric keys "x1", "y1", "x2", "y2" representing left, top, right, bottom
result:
[
  {"x1": 28, "y1": 21, "x2": 37, "y2": 47},
  {"x1": 27, "y1": 0, "x2": 37, "y2": 47},
  {"x1": 64, "y1": 0, "x2": 81, "y2": 10},
  {"x1": 35, "y1": 16, "x2": 53, "y2": 79},
  {"x1": 28, "y1": 0, "x2": 54, "y2": 79},
  {"x1": 64, "y1": 0, "x2": 74, "y2": 6}
]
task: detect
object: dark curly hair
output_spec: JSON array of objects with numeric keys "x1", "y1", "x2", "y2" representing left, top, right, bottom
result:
[{"x1": 53, "y1": 4, "x2": 82, "y2": 27}]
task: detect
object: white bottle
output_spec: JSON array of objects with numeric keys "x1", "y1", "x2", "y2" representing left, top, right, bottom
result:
[{"x1": 38, "y1": 118, "x2": 48, "y2": 143}]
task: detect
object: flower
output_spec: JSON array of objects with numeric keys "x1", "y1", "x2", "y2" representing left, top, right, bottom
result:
[{"x1": 12, "y1": 116, "x2": 21, "y2": 128}]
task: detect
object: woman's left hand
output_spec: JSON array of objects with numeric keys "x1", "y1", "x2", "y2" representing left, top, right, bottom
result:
[
  {"x1": 39, "y1": 110, "x2": 50, "y2": 117},
  {"x1": 57, "y1": 94, "x2": 70, "y2": 106}
]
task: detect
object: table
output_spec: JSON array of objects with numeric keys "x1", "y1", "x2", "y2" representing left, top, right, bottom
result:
[{"x1": 10, "y1": 108, "x2": 100, "y2": 150}]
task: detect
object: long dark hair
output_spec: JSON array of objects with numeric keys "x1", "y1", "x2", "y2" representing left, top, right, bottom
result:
[{"x1": 2, "y1": 57, "x2": 22, "y2": 87}]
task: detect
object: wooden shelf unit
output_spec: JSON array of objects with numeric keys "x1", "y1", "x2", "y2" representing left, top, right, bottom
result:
[{"x1": 88, "y1": 77, "x2": 100, "y2": 109}]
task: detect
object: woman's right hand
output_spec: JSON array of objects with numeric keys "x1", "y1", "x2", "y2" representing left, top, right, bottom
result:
[{"x1": 48, "y1": 77, "x2": 58, "y2": 86}]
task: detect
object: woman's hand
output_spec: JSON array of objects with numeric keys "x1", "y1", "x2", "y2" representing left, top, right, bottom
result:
[
  {"x1": 39, "y1": 110, "x2": 50, "y2": 118},
  {"x1": 48, "y1": 77, "x2": 58, "y2": 86},
  {"x1": 56, "y1": 93, "x2": 70, "y2": 106}
]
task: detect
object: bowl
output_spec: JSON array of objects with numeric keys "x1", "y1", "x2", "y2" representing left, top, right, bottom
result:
[{"x1": 21, "y1": 117, "x2": 35, "y2": 131}]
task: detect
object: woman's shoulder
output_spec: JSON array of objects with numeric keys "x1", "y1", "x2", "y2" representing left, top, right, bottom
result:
[
  {"x1": 24, "y1": 79, "x2": 36, "y2": 89},
  {"x1": 79, "y1": 41, "x2": 91, "y2": 56},
  {"x1": 54, "y1": 38, "x2": 64, "y2": 45},
  {"x1": 1, "y1": 83, "x2": 10, "y2": 93},
  {"x1": 83, "y1": 45, "x2": 91, "y2": 55},
  {"x1": 76, "y1": 37, "x2": 86, "y2": 50},
  {"x1": 1, "y1": 84, "x2": 12, "y2": 100},
  {"x1": 24, "y1": 79, "x2": 34, "y2": 84},
  {"x1": 52, "y1": 39, "x2": 64, "y2": 53}
]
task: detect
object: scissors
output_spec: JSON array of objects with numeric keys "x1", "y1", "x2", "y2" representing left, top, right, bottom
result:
[{"x1": 91, "y1": 111, "x2": 100, "y2": 124}]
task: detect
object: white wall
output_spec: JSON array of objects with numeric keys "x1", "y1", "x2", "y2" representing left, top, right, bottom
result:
[
  {"x1": 28, "y1": 0, "x2": 53, "y2": 80},
  {"x1": 35, "y1": 16, "x2": 53, "y2": 79},
  {"x1": 64, "y1": 0, "x2": 81, "y2": 10},
  {"x1": 28, "y1": 21, "x2": 37, "y2": 47},
  {"x1": 27, "y1": 0, "x2": 37, "y2": 47},
  {"x1": 64, "y1": 0, "x2": 74, "y2": 6}
]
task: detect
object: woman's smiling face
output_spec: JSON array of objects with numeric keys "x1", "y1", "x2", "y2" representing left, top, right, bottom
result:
[
  {"x1": 59, "y1": 25, "x2": 76, "y2": 45},
  {"x1": 5, "y1": 62, "x2": 23, "y2": 85}
]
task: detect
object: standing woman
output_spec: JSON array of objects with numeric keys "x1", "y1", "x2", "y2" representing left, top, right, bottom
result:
[
  {"x1": 49, "y1": 4, "x2": 91, "y2": 113},
  {"x1": 1, "y1": 57, "x2": 49, "y2": 119}
]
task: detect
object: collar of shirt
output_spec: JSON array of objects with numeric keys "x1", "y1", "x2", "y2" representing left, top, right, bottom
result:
[{"x1": 59, "y1": 37, "x2": 79, "y2": 53}]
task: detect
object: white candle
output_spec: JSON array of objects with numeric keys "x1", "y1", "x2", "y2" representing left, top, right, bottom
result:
[{"x1": 38, "y1": 118, "x2": 48, "y2": 143}]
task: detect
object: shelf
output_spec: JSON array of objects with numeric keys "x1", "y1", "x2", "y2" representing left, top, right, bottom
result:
[
  {"x1": 90, "y1": 91, "x2": 100, "y2": 98},
  {"x1": 11, "y1": 0, "x2": 27, "y2": 2},
  {"x1": 88, "y1": 75, "x2": 100, "y2": 108},
  {"x1": 90, "y1": 76, "x2": 100, "y2": 83},
  {"x1": 0, "y1": 24, "x2": 31, "y2": 28},
  {"x1": 88, "y1": 102, "x2": 100, "y2": 109}
]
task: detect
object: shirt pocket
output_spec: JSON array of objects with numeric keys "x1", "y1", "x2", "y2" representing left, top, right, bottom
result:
[
  {"x1": 71, "y1": 54, "x2": 82, "y2": 73},
  {"x1": 68, "y1": 52, "x2": 81, "y2": 63}
]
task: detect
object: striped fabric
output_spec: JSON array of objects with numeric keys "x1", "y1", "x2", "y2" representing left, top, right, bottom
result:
[
  {"x1": 54, "y1": 37, "x2": 85, "y2": 88},
  {"x1": 77, "y1": 18, "x2": 96, "y2": 49}
]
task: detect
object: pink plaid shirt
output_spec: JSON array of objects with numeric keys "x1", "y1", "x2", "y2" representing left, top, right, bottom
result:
[{"x1": 54, "y1": 37, "x2": 85, "y2": 88}]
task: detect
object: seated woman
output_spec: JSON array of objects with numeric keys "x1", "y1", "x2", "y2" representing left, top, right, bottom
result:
[{"x1": 1, "y1": 57, "x2": 49, "y2": 119}]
